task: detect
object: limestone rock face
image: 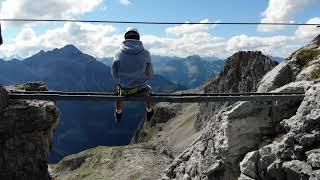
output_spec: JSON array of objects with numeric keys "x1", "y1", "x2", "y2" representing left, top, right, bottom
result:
[
  {"x1": 237, "y1": 35, "x2": 320, "y2": 180},
  {"x1": 197, "y1": 51, "x2": 278, "y2": 131},
  {"x1": 204, "y1": 51, "x2": 278, "y2": 93},
  {"x1": 0, "y1": 82, "x2": 60, "y2": 180},
  {"x1": 162, "y1": 96, "x2": 298, "y2": 180},
  {"x1": 257, "y1": 35, "x2": 320, "y2": 93}
]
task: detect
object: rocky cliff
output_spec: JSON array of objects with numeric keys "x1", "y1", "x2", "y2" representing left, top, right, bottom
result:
[
  {"x1": 238, "y1": 35, "x2": 320, "y2": 180},
  {"x1": 196, "y1": 51, "x2": 278, "y2": 130},
  {"x1": 0, "y1": 82, "x2": 59, "y2": 180}
]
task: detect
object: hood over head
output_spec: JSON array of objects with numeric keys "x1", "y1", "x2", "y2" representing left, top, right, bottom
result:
[{"x1": 120, "y1": 39, "x2": 144, "y2": 55}]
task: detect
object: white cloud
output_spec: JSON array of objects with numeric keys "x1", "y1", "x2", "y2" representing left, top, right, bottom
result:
[
  {"x1": 143, "y1": 33, "x2": 227, "y2": 57},
  {"x1": 119, "y1": 0, "x2": 131, "y2": 5},
  {"x1": 295, "y1": 17, "x2": 320, "y2": 40},
  {"x1": 258, "y1": 0, "x2": 315, "y2": 32},
  {"x1": 0, "y1": 19, "x2": 315, "y2": 60},
  {"x1": 0, "y1": 23, "x2": 117, "y2": 58},
  {"x1": 0, "y1": 0, "x2": 102, "y2": 20},
  {"x1": 165, "y1": 19, "x2": 219, "y2": 37},
  {"x1": 227, "y1": 34, "x2": 297, "y2": 57}
]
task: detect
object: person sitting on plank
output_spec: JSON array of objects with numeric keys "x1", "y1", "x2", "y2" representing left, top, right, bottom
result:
[{"x1": 111, "y1": 27, "x2": 154, "y2": 123}]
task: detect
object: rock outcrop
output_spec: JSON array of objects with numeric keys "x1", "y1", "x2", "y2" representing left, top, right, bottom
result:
[
  {"x1": 196, "y1": 51, "x2": 278, "y2": 131},
  {"x1": 204, "y1": 51, "x2": 278, "y2": 93},
  {"x1": 239, "y1": 82, "x2": 320, "y2": 180},
  {"x1": 0, "y1": 82, "x2": 59, "y2": 180},
  {"x1": 237, "y1": 35, "x2": 320, "y2": 179}
]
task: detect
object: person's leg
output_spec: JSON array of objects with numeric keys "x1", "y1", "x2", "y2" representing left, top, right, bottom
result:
[
  {"x1": 145, "y1": 85, "x2": 154, "y2": 121},
  {"x1": 146, "y1": 97, "x2": 153, "y2": 112},
  {"x1": 114, "y1": 100, "x2": 124, "y2": 123},
  {"x1": 115, "y1": 100, "x2": 124, "y2": 112}
]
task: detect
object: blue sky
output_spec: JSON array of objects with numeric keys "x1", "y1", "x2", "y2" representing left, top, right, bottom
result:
[{"x1": 0, "y1": 0, "x2": 320, "y2": 59}]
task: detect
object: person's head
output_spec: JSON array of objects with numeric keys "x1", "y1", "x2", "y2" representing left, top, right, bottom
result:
[{"x1": 124, "y1": 27, "x2": 140, "y2": 40}]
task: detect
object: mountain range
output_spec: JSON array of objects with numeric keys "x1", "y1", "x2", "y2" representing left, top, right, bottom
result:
[{"x1": 156, "y1": 55, "x2": 225, "y2": 88}]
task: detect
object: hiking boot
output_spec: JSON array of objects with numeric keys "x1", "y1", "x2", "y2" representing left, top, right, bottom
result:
[
  {"x1": 114, "y1": 110, "x2": 122, "y2": 123},
  {"x1": 146, "y1": 109, "x2": 154, "y2": 122}
]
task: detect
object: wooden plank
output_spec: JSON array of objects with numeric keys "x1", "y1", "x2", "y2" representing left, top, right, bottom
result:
[
  {"x1": 10, "y1": 91, "x2": 305, "y2": 96},
  {"x1": 8, "y1": 93, "x2": 305, "y2": 103}
]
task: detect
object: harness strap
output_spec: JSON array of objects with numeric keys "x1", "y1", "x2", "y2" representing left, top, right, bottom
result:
[{"x1": 116, "y1": 85, "x2": 141, "y2": 96}]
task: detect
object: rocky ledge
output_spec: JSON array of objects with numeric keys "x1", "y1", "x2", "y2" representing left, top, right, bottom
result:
[
  {"x1": 0, "y1": 82, "x2": 59, "y2": 180},
  {"x1": 51, "y1": 144, "x2": 172, "y2": 180}
]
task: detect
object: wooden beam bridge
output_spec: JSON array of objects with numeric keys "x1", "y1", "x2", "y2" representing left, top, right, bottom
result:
[{"x1": 7, "y1": 90, "x2": 305, "y2": 103}]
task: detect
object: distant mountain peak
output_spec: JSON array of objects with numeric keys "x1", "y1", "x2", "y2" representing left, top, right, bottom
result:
[
  {"x1": 60, "y1": 44, "x2": 82, "y2": 54},
  {"x1": 204, "y1": 50, "x2": 278, "y2": 93},
  {"x1": 39, "y1": 50, "x2": 46, "y2": 54},
  {"x1": 33, "y1": 50, "x2": 46, "y2": 57},
  {"x1": 186, "y1": 55, "x2": 202, "y2": 61}
]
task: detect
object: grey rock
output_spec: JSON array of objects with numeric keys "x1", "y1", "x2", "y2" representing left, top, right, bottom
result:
[
  {"x1": 310, "y1": 170, "x2": 320, "y2": 180},
  {"x1": 267, "y1": 159, "x2": 286, "y2": 180},
  {"x1": 296, "y1": 58, "x2": 320, "y2": 81},
  {"x1": 257, "y1": 61, "x2": 295, "y2": 93},
  {"x1": 257, "y1": 35, "x2": 320, "y2": 93},
  {"x1": 306, "y1": 149, "x2": 320, "y2": 168},
  {"x1": 197, "y1": 51, "x2": 277, "y2": 131},
  {"x1": 239, "y1": 83, "x2": 320, "y2": 180},
  {"x1": 14, "y1": 81, "x2": 48, "y2": 91},
  {"x1": 257, "y1": 144, "x2": 278, "y2": 179},
  {"x1": 238, "y1": 174, "x2": 256, "y2": 180},
  {"x1": 239, "y1": 151, "x2": 259, "y2": 179},
  {"x1": 182, "y1": 173, "x2": 191, "y2": 180},
  {"x1": 282, "y1": 160, "x2": 312, "y2": 180},
  {"x1": 0, "y1": 83, "x2": 59, "y2": 180},
  {"x1": 281, "y1": 84, "x2": 320, "y2": 134},
  {"x1": 163, "y1": 100, "x2": 276, "y2": 180},
  {"x1": 150, "y1": 103, "x2": 182, "y2": 126},
  {"x1": 298, "y1": 131, "x2": 320, "y2": 148}
]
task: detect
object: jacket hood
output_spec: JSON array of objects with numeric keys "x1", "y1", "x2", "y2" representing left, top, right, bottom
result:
[{"x1": 120, "y1": 39, "x2": 144, "y2": 55}]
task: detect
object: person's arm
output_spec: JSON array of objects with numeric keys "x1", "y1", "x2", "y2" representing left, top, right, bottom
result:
[
  {"x1": 0, "y1": 24, "x2": 3, "y2": 46},
  {"x1": 112, "y1": 54, "x2": 120, "y2": 80},
  {"x1": 146, "y1": 51, "x2": 153, "y2": 80}
]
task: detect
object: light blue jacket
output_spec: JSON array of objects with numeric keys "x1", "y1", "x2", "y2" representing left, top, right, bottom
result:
[{"x1": 112, "y1": 39, "x2": 153, "y2": 89}]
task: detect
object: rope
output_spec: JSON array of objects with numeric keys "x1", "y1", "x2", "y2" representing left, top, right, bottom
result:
[{"x1": 1, "y1": 18, "x2": 320, "y2": 26}]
